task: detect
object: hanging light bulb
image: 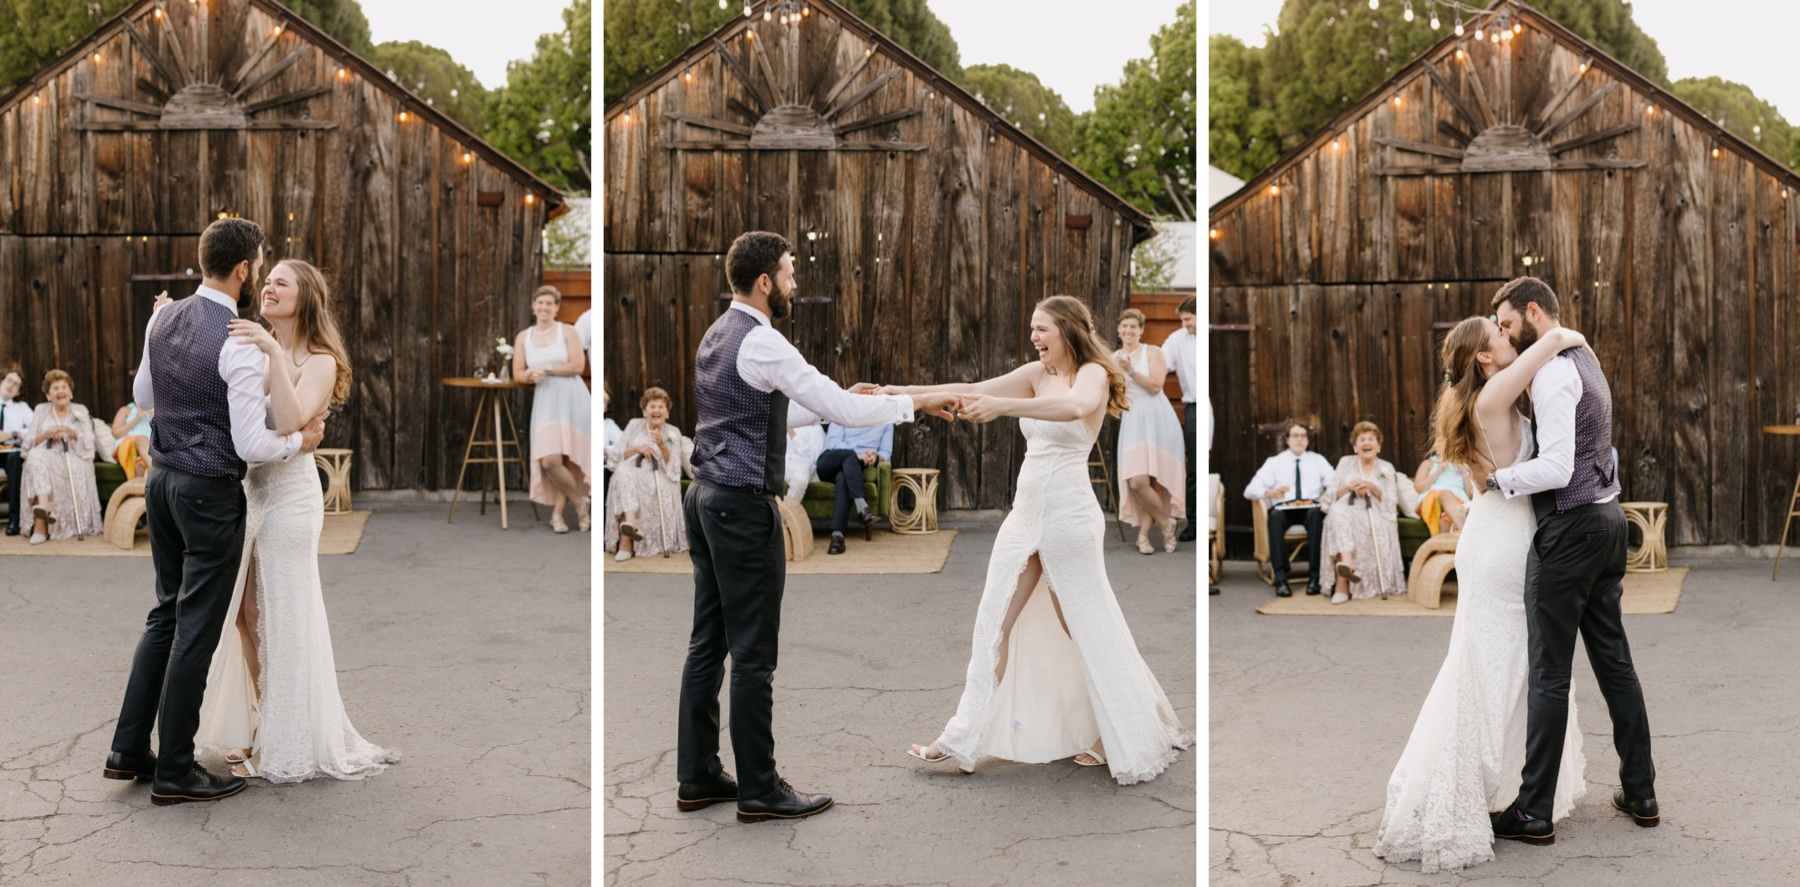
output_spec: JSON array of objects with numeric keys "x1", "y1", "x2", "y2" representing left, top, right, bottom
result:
[
  {"x1": 1454, "y1": 15, "x2": 1464, "y2": 36},
  {"x1": 720, "y1": 0, "x2": 727, "y2": 7},
  {"x1": 1430, "y1": 8, "x2": 1440, "y2": 29},
  {"x1": 1403, "y1": 1, "x2": 1414, "y2": 22},
  {"x1": 1455, "y1": 48, "x2": 1465, "y2": 61},
  {"x1": 1369, "y1": 0, "x2": 1378, "y2": 9},
  {"x1": 1209, "y1": 228, "x2": 1220, "y2": 240},
  {"x1": 763, "y1": 9, "x2": 771, "y2": 20},
  {"x1": 744, "y1": 3, "x2": 752, "y2": 17}
]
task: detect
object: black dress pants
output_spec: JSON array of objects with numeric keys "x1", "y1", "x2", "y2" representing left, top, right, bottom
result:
[
  {"x1": 1515, "y1": 501, "x2": 1656, "y2": 820},
  {"x1": 814, "y1": 448, "x2": 866, "y2": 534},
  {"x1": 678, "y1": 480, "x2": 786, "y2": 798},
  {"x1": 110, "y1": 466, "x2": 248, "y2": 780},
  {"x1": 1182, "y1": 403, "x2": 1197, "y2": 523},
  {"x1": 2, "y1": 449, "x2": 21, "y2": 531},
  {"x1": 1267, "y1": 504, "x2": 1323, "y2": 583}
]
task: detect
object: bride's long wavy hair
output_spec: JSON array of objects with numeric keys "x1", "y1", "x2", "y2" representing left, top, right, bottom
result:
[
  {"x1": 274, "y1": 260, "x2": 353, "y2": 406},
  {"x1": 1429, "y1": 317, "x2": 1500, "y2": 471},
  {"x1": 1036, "y1": 295, "x2": 1130, "y2": 418}
]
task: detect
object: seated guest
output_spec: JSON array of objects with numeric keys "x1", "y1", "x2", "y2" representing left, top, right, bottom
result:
[
  {"x1": 1, "y1": 369, "x2": 31, "y2": 536},
  {"x1": 1244, "y1": 421, "x2": 1334, "y2": 597},
  {"x1": 601, "y1": 387, "x2": 623, "y2": 493},
  {"x1": 816, "y1": 419, "x2": 893, "y2": 554},
  {"x1": 1413, "y1": 452, "x2": 1469, "y2": 535},
  {"x1": 21, "y1": 370, "x2": 103, "y2": 544},
  {"x1": 1320, "y1": 421, "x2": 1406, "y2": 603},
  {"x1": 604, "y1": 387, "x2": 686, "y2": 561},
  {"x1": 110, "y1": 398, "x2": 154, "y2": 481},
  {"x1": 785, "y1": 423, "x2": 826, "y2": 503}
]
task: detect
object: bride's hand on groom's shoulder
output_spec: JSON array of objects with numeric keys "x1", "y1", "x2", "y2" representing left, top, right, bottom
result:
[
  {"x1": 227, "y1": 319, "x2": 280, "y2": 356},
  {"x1": 153, "y1": 290, "x2": 171, "y2": 310}
]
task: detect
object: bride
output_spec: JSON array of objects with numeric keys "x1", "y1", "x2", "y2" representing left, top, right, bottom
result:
[
  {"x1": 886, "y1": 295, "x2": 1190, "y2": 783},
  {"x1": 194, "y1": 259, "x2": 400, "y2": 782},
  {"x1": 1373, "y1": 315, "x2": 1588, "y2": 872}
]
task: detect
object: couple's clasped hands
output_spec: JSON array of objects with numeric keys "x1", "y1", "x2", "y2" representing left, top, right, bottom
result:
[{"x1": 847, "y1": 383, "x2": 1005, "y2": 423}]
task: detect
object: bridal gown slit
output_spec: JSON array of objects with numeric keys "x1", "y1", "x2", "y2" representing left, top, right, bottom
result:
[
  {"x1": 197, "y1": 452, "x2": 399, "y2": 782},
  {"x1": 1373, "y1": 412, "x2": 1584, "y2": 873},
  {"x1": 930, "y1": 415, "x2": 1189, "y2": 784}
]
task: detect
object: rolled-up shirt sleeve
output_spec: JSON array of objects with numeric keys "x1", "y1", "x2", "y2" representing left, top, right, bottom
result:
[
  {"x1": 133, "y1": 306, "x2": 162, "y2": 412},
  {"x1": 218, "y1": 339, "x2": 302, "y2": 464},
  {"x1": 1494, "y1": 357, "x2": 1580, "y2": 498},
  {"x1": 738, "y1": 325, "x2": 913, "y2": 429}
]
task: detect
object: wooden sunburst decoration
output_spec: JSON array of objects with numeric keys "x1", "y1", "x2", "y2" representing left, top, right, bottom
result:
[
  {"x1": 73, "y1": 8, "x2": 334, "y2": 132},
  {"x1": 1374, "y1": 46, "x2": 1643, "y2": 176},
  {"x1": 663, "y1": 34, "x2": 922, "y2": 152}
]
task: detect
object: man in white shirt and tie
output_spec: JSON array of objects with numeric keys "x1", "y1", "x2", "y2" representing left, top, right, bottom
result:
[
  {"x1": 1243, "y1": 422, "x2": 1334, "y2": 596},
  {"x1": 1160, "y1": 296, "x2": 1198, "y2": 541}
]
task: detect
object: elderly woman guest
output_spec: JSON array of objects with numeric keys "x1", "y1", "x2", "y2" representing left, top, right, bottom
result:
[
  {"x1": 605, "y1": 387, "x2": 686, "y2": 561},
  {"x1": 513, "y1": 285, "x2": 592, "y2": 534},
  {"x1": 2, "y1": 369, "x2": 33, "y2": 536},
  {"x1": 1413, "y1": 452, "x2": 1470, "y2": 535},
  {"x1": 1320, "y1": 421, "x2": 1406, "y2": 604},
  {"x1": 21, "y1": 370, "x2": 103, "y2": 544},
  {"x1": 1114, "y1": 308, "x2": 1187, "y2": 554},
  {"x1": 111, "y1": 398, "x2": 154, "y2": 481}
]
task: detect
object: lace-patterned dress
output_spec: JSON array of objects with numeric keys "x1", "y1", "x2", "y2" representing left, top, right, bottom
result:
[
  {"x1": 929, "y1": 414, "x2": 1191, "y2": 784},
  {"x1": 198, "y1": 398, "x2": 399, "y2": 782},
  {"x1": 1373, "y1": 412, "x2": 1585, "y2": 873}
]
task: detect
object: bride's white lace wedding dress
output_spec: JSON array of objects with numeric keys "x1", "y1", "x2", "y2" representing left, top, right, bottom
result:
[
  {"x1": 1373, "y1": 412, "x2": 1584, "y2": 872},
  {"x1": 929, "y1": 415, "x2": 1190, "y2": 784},
  {"x1": 196, "y1": 449, "x2": 399, "y2": 782}
]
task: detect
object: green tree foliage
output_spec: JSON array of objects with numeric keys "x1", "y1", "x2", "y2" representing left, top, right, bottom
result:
[
  {"x1": 1071, "y1": 0, "x2": 1197, "y2": 220},
  {"x1": 486, "y1": 0, "x2": 591, "y2": 194},
  {"x1": 370, "y1": 40, "x2": 489, "y2": 133},
  {"x1": 602, "y1": 0, "x2": 961, "y2": 107},
  {"x1": 1208, "y1": 34, "x2": 1281, "y2": 182},
  {"x1": 960, "y1": 63, "x2": 1076, "y2": 156},
  {"x1": 1669, "y1": 75, "x2": 1796, "y2": 166},
  {"x1": 1218, "y1": 0, "x2": 1671, "y2": 178},
  {"x1": 283, "y1": 0, "x2": 375, "y2": 55},
  {"x1": 0, "y1": 0, "x2": 134, "y2": 95}
]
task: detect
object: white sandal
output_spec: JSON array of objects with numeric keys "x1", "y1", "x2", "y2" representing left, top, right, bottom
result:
[{"x1": 1074, "y1": 746, "x2": 1108, "y2": 767}]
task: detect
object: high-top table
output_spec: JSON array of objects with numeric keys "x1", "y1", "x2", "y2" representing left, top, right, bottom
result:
[
  {"x1": 1767, "y1": 425, "x2": 1800, "y2": 579},
  {"x1": 444, "y1": 377, "x2": 539, "y2": 530}
]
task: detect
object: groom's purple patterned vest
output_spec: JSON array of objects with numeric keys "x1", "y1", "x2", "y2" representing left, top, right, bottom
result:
[
  {"x1": 147, "y1": 295, "x2": 247, "y2": 480},
  {"x1": 1535, "y1": 346, "x2": 1620, "y2": 517},
  {"x1": 690, "y1": 308, "x2": 788, "y2": 493}
]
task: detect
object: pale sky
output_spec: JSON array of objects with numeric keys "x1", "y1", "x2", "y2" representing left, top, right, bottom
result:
[
  {"x1": 360, "y1": 0, "x2": 573, "y2": 90},
  {"x1": 934, "y1": 0, "x2": 1188, "y2": 114},
  {"x1": 1209, "y1": 0, "x2": 1800, "y2": 122}
]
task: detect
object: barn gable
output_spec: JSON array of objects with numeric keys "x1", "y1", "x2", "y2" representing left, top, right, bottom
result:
[{"x1": 1207, "y1": 0, "x2": 1800, "y2": 549}]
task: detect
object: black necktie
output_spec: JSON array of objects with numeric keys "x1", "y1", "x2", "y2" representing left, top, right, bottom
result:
[{"x1": 1293, "y1": 458, "x2": 1302, "y2": 502}]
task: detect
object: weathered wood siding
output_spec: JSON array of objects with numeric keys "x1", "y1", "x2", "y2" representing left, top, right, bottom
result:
[
  {"x1": 604, "y1": 3, "x2": 1148, "y2": 510},
  {"x1": 0, "y1": 0, "x2": 556, "y2": 492},
  {"x1": 1210, "y1": 14, "x2": 1799, "y2": 548}
]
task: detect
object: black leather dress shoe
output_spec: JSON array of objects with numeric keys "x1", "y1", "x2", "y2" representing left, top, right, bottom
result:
[
  {"x1": 1274, "y1": 581, "x2": 1293, "y2": 597},
  {"x1": 1613, "y1": 790, "x2": 1660, "y2": 827},
  {"x1": 1305, "y1": 581, "x2": 1322, "y2": 596},
  {"x1": 4, "y1": 525, "x2": 19, "y2": 537},
  {"x1": 827, "y1": 533, "x2": 846, "y2": 555},
  {"x1": 150, "y1": 764, "x2": 247, "y2": 806},
  {"x1": 736, "y1": 779, "x2": 833, "y2": 823},
  {"x1": 1490, "y1": 805, "x2": 1555, "y2": 845},
  {"x1": 676, "y1": 774, "x2": 739, "y2": 812},
  {"x1": 860, "y1": 508, "x2": 880, "y2": 541},
  {"x1": 102, "y1": 751, "x2": 156, "y2": 781},
  {"x1": 1209, "y1": 586, "x2": 1221, "y2": 596},
  {"x1": 1178, "y1": 528, "x2": 1197, "y2": 542}
]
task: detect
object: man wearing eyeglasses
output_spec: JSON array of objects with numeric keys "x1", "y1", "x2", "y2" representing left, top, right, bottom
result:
[{"x1": 1244, "y1": 421, "x2": 1334, "y2": 596}]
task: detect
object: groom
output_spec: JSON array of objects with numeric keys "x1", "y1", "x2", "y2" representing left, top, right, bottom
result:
[
  {"x1": 104, "y1": 218, "x2": 325, "y2": 805},
  {"x1": 675, "y1": 231, "x2": 958, "y2": 823},
  {"x1": 1486, "y1": 277, "x2": 1658, "y2": 844}
]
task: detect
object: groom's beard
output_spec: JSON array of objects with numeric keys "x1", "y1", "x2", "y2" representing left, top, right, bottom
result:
[
  {"x1": 769, "y1": 289, "x2": 792, "y2": 320},
  {"x1": 1511, "y1": 322, "x2": 1539, "y2": 351},
  {"x1": 237, "y1": 278, "x2": 257, "y2": 314}
]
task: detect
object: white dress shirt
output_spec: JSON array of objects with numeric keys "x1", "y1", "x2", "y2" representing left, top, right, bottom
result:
[
  {"x1": 1160, "y1": 326, "x2": 1197, "y2": 403},
  {"x1": 133, "y1": 286, "x2": 302, "y2": 464},
  {"x1": 1243, "y1": 449, "x2": 1335, "y2": 503},
  {"x1": 1, "y1": 398, "x2": 31, "y2": 448},
  {"x1": 730, "y1": 301, "x2": 913, "y2": 428},
  {"x1": 1493, "y1": 354, "x2": 1615, "y2": 505},
  {"x1": 574, "y1": 309, "x2": 592, "y2": 355}
]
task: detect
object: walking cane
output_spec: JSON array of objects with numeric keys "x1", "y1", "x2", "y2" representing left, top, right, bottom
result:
[
  {"x1": 59, "y1": 437, "x2": 86, "y2": 541},
  {"x1": 650, "y1": 456, "x2": 672, "y2": 557},
  {"x1": 1367, "y1": 496, "x2": 1388, "y2": 601}
]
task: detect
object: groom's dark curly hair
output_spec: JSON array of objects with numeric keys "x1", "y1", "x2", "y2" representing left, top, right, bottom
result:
[
  {"x1": 198, "y1": 218, "x2": 265, "y2": 280},
  {"x1": 726, "y1": 231, "x2": 793, "y2": 296},
  {"x1": 1492, "y1": 276, "x2": 1560, "y2": 319}
]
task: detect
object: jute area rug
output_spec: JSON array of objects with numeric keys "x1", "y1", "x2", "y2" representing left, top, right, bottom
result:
[
  {"x1": 605, "y1": 529, "x2": 958, "y2": 575},
  {"x1": 0, "y1": 510, "x2": 373, "y2": 558},
  {"x1": 1255, "y1": 567, "x2": 1687, "y2": 616}
]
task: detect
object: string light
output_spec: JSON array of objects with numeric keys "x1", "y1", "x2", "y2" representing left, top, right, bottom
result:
[
  {"x1": 1209, "y1": 228, "x2": 1220, "y2": 240},
  {"x1": 461, "y1": 150, "x2": 474, "y2": 164},
  {"x1": 1430, "y1": 8, "x2": 1440, "y2": 29},
  {"x1": 1454, "y1": 14, "x2": 1464, "y2": 36},
  {"x1": 1403, "y1": 1, "x2": 1413, "y2": 22},
  {"x1": 1455, "y1": 48, "x2": 1465, "y2": 61},
  {"x1": 623, "y1": 112, "x2": 631, "y2": 122},
  {"x1": 336, "y1": 66, "x2": 350, "y2": 80},
  {"x1": 1579, "y1": 56, "x2": 1590, "y2": 74},
  {"x1": 1474, "y1": 24, "x2": 1483, "y2": 40},
  {"x1": 1393, "y1": 93, "x2": 1403, "y2": 107},
  {"x1": 1268, "y1": 184, "x2": 1280, "y2": 195},
  {"x1": 92, "y1": 51, "x2": 103, "y2": 64},
  {"x1": 1369, "y1": 0, "x2": 1378, "y2": 9},
  {"x1": 154, "y1": 8, "x2": 163, "y2": 18},
  {"x1": 525, "y1": 193, "x2": 537, "y2": 205}
]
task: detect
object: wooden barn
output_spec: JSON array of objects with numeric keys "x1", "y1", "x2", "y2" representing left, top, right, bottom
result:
[
  {"x1": 603, "y1": 0, "x2": 1154, "y2": 510},
  {"x1": 0, "y1": 0, "x2": 563, "y2": 492},
  {"x1": 1208, "y1": 0, "x2": 1800, "y2": 550}
]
